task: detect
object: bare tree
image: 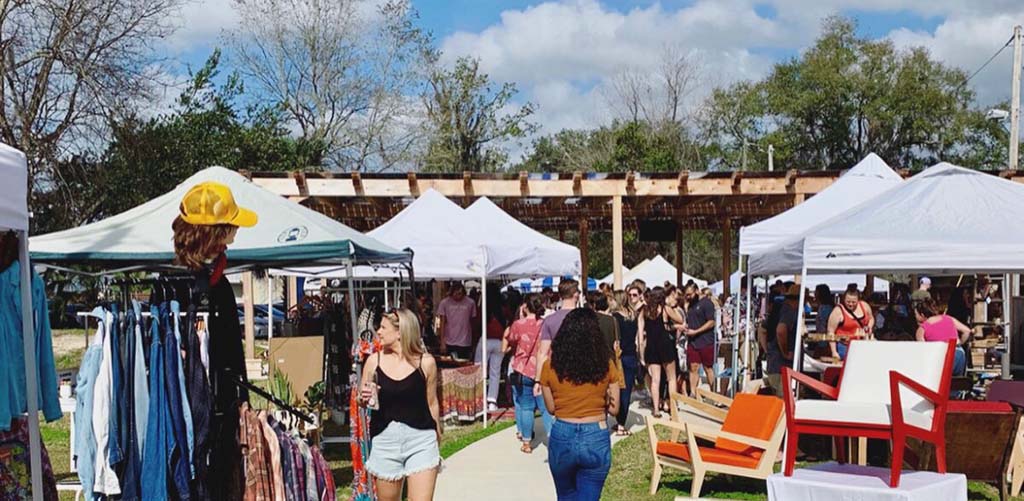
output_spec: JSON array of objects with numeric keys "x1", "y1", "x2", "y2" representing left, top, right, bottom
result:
[
  {"x1": 228, "y1": 0, "x2": 433, "y2": 171},
  {"x1": 0, "y1": 0, "x2": 182, "y2": 223},
  {"x1": 604, "y1": 44, "x2": 703, "y2": 127}
]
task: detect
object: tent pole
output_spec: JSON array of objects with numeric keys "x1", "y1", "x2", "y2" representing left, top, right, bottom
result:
[
  {"x1": 744, "y1": 271, "x2": 754, "y2": 388},
  {"x1": 267, "y1": 275, "x2": 274, "y2": 345},
  {"x1": 792, "y1": 265, "x2": 809, "y2": 376},
  {"x1": 1005, "y1": 273, "x2": 1012, "y2": 380},
  {"x1": 384, "y1": 281, "x2": 390, "y2": 310},
  {"x1": 19, "y1": 230, "x2": 43, "y2": 501},
  {"x1": 731, "y1": 254, "x2": 743, "y2": 396},
  {"x1": 481, "y1": 271, "x2": 488, "y2": 428}
]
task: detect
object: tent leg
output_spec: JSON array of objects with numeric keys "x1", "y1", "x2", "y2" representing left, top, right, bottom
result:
[
  {"x1": 1005, "y1": 273, "x2": 1013, "y2": 380},
  {"x1": 792, "y1": 265, "x2": 809, "y2": 376},
  {"x1": 730, "y1": 254, "x2": 743, "y2": 397},
  {"x1": 744, "y1": 271, "x2": 754, "y2": 389},
  {"x1": 345, "y1": 262, "x2": 360, "y2": 370},
  {"x1": 19, "y1": 230, "x2": 43, "y2": 501},
  {"x1": 267, "y1": 275, "x2": 274, "y2": 344},
  {"x1": 481, "y1": 274, "x2": 488, "y2": 428}
]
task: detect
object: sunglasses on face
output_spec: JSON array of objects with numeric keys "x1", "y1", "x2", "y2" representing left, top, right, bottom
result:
[{"x1": 629, "y1": 293, "x2": 640, "y2": 298}]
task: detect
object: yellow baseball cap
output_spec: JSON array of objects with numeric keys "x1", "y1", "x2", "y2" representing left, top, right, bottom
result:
[{"x1": 179, "y1": 182, "x2": 258, "y2": 227}]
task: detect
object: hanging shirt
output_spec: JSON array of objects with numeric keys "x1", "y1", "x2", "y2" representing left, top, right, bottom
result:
[
  {"x1": 92, "y1": 311, "x2": 121, "y2": 496},
  {"x1": 0, "y1": 260, "x2": 61, "y2": 431},
  {"x1": 171, "y1": 301, "x2": 195, "y2": 477},
  {"x1": 74, "y1": 314, "x2": 105, "y2": 501}
]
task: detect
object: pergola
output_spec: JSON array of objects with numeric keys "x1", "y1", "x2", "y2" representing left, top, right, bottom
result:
[{"x1": 246, "y1": 168, "x2": 1024, "y2": 294}]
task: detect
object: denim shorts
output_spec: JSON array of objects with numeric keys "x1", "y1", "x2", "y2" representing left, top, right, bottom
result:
[{"x1": 366, "y1": 421, "x2": 440, "y2": 481}]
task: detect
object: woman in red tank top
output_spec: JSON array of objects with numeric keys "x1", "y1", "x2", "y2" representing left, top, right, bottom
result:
[{"x1": 826, "y1": 288, "x2": 874, "y2": 360}]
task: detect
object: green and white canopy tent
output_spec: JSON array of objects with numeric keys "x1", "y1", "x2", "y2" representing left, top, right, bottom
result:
[{"x1": 31, "y1": 166, "x2": 411, "y2": 270}]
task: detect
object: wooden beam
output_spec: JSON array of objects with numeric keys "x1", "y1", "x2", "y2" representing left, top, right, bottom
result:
[
  {"x1": 613, "y1": 195, "x2": 624, "y2": 289},
  {"x1": 252, "y1": 171, "x2": 845, "y2": 197},
  {"x1": 351, "y1": 172, "x2": 364, "y2": 196},
  {"x1": 242, "y1": 271, "x2": 255, "y2": 360},
  {"x1": 519, "y1": 171, "x2": 530, "y2": 196},
  {"x1": 580, "y1": 218, "x2": 590, "y2": 292},
  {"x1": 572, "y1": 171, "x2": 583, "y2": 196},
  {"x1": 287, "y1": 276, "x2": 298, "y2": 310},
  {"x1": 722, "y1": 217, "x2": 733, "y2": 297},
  {"x1": 730, "y1": 171, "x2": 743, "y2": 194},
  {"x1": 677, "y1": 171, "x2": 689, "y2": 195}
]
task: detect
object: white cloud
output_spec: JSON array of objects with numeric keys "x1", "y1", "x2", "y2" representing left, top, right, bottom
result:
[
  {"x1": 164, "y1": 0, "x2": 240, "y2": 52},
  {"x1": 438, "y1": 0, "x2": 1024, "y2": 155}
]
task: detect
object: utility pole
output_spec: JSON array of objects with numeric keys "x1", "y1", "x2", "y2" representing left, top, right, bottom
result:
[{"x1": 1011, "y1": 25, "x2": 1022, "y2": 170}]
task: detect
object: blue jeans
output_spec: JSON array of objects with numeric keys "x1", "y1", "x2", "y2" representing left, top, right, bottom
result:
[
  {"x1": 837, "y1": 342, "x2": 848, "y2": 360},
  {"x1": 548, "y1": 420, "x2": 611, "y2": 501},
  {"x1": 511, "y1": 374, "x2": 553, "y2": 441},
  {"x1": 616, "y1": 355, "x2": 638, "y2": 428},
  {"x1": 953, "y1": 347, "x2": 966, "y2": 376}
]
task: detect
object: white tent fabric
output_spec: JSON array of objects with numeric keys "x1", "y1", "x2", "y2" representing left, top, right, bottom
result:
[
  {"x1": 364, "y1": 189, "x2": 486, "y2": 278},
  {"x1": 740, "y1": 153, "x2": 902, "y2": 255},
  {"x1": 465, "y1": 197, "x2": 581, "y2": 278},
  {"x1": 622, "y1": 255, "x2": 707, "y2": 289},
  {"x1": 0, "y1": 143, "x2": 27, "y2": 231},
  {"x1": 31, "y1": 166, "x2": 409, "y2": 265},
  {"x1": 709, "y1": 272, "x2": 767, "y2": 296},
  {"x1": 598, "y1": 266, "x2": 626, "y2": 284},
  {"x1": 751, "y1": 163, "x2": 1024, "y2": 275}
]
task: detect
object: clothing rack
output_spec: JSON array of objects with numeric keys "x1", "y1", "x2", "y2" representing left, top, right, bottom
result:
[{"x1": 228, "y1": 376, "x2": 315, "y2": 425}]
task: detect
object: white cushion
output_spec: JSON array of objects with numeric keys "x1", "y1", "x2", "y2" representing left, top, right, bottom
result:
[
  {"x1": 795, "y1": 400, "x2": 934, "y2": 430},
  {"x1": 838, "y1": 341, "x2": 948, "y2": 416}
]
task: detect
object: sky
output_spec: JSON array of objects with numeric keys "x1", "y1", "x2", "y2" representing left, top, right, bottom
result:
[{"x1": 161, "y1": 0, "x2": 1024, "y2": 159}]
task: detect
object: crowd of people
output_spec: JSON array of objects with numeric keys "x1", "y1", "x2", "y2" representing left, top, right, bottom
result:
[{"x1": 356, "y1": 271, "x2": 988, "y2": 500}]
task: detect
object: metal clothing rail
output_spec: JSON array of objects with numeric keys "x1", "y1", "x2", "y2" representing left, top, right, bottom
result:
[{"x1": 228, "y1": 376, "x2": 315, "y2": 425}]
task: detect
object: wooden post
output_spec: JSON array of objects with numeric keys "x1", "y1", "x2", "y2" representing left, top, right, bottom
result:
[
  {"x1": 722, "y1": 218, "x2": 732, "y2": 297},
  {"x1": 864, "y1": 274, "x2": 875, "y2": 296},
  {"x1": 579, "y1": 219, "x2": 590, "y2": 292},
  {"x1": 242, "y1": 271, "x2": 256, "y2": 360},
  {"x1": 675, "y1": 223, "x2": 684, "y2": 287},
  {"x1": 287, "y1": 276, "x2": 298, "y2": 309},
  {"x1": 613, "y1": 196, "x2": 623, "y2": 289}
]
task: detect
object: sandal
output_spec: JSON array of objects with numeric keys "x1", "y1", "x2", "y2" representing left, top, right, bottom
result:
[
  {"x1": 520, "y1": 442, "x2": 533, "y2": 454},
  {"x1": 615, "y1": 425, "x2": 632, "y2": 437},
  {"x1": 651, "y1": 410, "x2": 663, "y2": 419}
]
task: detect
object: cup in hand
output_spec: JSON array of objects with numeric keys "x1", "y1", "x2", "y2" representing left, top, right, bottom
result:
[{"x1": 362, "y1": 380, "x2": 380, "y2": 411}]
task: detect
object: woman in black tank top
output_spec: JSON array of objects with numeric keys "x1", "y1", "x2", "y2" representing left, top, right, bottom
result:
[{"x1": 360, "y1": 309, "x2": 441, "y2": 500}]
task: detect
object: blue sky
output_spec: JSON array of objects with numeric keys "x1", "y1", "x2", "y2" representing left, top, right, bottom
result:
[{"x1": 163, "y1": 0, "x2": 1023, "y2": 152}]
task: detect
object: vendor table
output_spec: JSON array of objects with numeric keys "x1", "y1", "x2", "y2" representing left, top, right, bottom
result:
[
  {"x1": 437, "y1": 362, "x2": 483, "y2": 422},
  {"x1": 767, "y1": 462, "x2": 966, "y2": 501}
]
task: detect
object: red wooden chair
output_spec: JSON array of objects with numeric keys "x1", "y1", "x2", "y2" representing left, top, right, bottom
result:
[{"x1": 782, "y1": 339, "x2": 956, "y2": 487}]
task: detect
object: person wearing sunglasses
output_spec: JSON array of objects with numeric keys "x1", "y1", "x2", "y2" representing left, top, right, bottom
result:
[{"x1": 360, "y1": 309, "x2": 442, "y2": 501}]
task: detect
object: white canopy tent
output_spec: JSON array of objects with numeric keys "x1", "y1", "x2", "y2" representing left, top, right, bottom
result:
[
  {"x1": 599, "y1": 265, "x2": 632, "y2": 286},
  {"x1": 740, "y1": 153, "x2": 903, "y2": 255},
  {"x1": 274, "y1": 189, "x2": 582, "y2": 427},
  {"x1": 31, "y1": 166, "x2": 411, "y2": 268},
  {"x1": 464, "y1": 197, "x2": 581, "y2": 278},
  {"x1": 753, "y1": 163, "x2": 1024, "y2": 378},
  {"x1": 1, "y1": 142, "x2": 44, "y2": 500},
  {"x1": 621, "y1": 255, "x2": 707, "y2": 289},
  {"x1": 732, "y1": 154, "x2": 903, "y2": 395}
]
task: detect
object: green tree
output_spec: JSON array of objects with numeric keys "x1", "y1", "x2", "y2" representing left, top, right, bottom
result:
[
  {"x1": 36, "y1": 51, "x2": 324, "y2": 231},
  {"x1": 701, "y1": 16, "x2": 1009, "y2": 171},
  {"x1": 422, "y1": 57, "x2": 536, "y2": 172}
]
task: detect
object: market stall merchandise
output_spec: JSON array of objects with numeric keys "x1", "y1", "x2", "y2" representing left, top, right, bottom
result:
[{"x1": 29, "y1": 165, "x2": 412, "y2": 500}]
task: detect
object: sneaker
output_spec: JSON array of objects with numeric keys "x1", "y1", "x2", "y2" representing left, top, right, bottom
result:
[{"x1": 487, "y1": 402, "x2": 498, "y2": 412}]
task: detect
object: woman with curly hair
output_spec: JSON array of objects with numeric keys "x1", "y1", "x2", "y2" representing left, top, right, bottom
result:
[{"x1": 539, "y1": 309, "x2": 621, "y2": 501}]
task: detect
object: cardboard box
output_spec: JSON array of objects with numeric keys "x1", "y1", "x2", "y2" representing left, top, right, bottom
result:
[{"x1": 269, "y1": 336, "x2": 324, "y2": 404}]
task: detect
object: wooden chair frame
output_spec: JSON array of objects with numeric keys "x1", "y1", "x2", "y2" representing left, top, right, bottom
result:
[
  {"x1": 646, "y1": 410, "x2": 786, "y2": 498},
  {"x1": 781, "y1": 339, "x2": 956, "y2": 488}
]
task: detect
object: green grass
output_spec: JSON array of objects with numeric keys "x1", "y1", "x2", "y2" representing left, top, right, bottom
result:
[
  {"x1": 54, "y1": 348, "x2": 86, "y2": 372},
  {"x1": 601, "y1": 429, "x2": 1021, "y2": 501},
  {"x1": 439, "y1": 420, "x2": 515, "y2": 459}
]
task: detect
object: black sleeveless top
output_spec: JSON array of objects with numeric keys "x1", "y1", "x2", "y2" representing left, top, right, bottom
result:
[{"x1": 370, "y1": 354, "x2": 437, "y2": 438}]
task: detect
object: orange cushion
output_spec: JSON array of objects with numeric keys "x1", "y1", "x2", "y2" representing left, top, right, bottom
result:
[
  {"x1": 716, "y1": 394, "x2": 783, "y2": 457},
  {"x1": 656, "y1": 441, "x2": 761, "y2": 469}
]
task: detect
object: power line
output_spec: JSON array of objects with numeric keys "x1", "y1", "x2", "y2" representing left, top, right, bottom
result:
[{"x1": 961, "y1": 35, "x2": 1014, "y2": 88}]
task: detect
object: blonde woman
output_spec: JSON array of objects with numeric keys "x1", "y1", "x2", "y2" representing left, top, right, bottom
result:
[
  {"x1": 611, "y1": 290, "x2": 641, "y2": 436},
  {"x1": 360, "y1": 309, "x2": 442, "y2": 501}
]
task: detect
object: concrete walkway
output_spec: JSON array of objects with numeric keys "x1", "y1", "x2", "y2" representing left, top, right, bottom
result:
[{"x1": 435, "y1": 396, "x2": 654, "y2": 501}]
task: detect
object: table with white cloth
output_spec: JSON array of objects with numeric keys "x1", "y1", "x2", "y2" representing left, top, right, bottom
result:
[{"x1": 767, "y1": 462, "x2": 966, "y2": 501}]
